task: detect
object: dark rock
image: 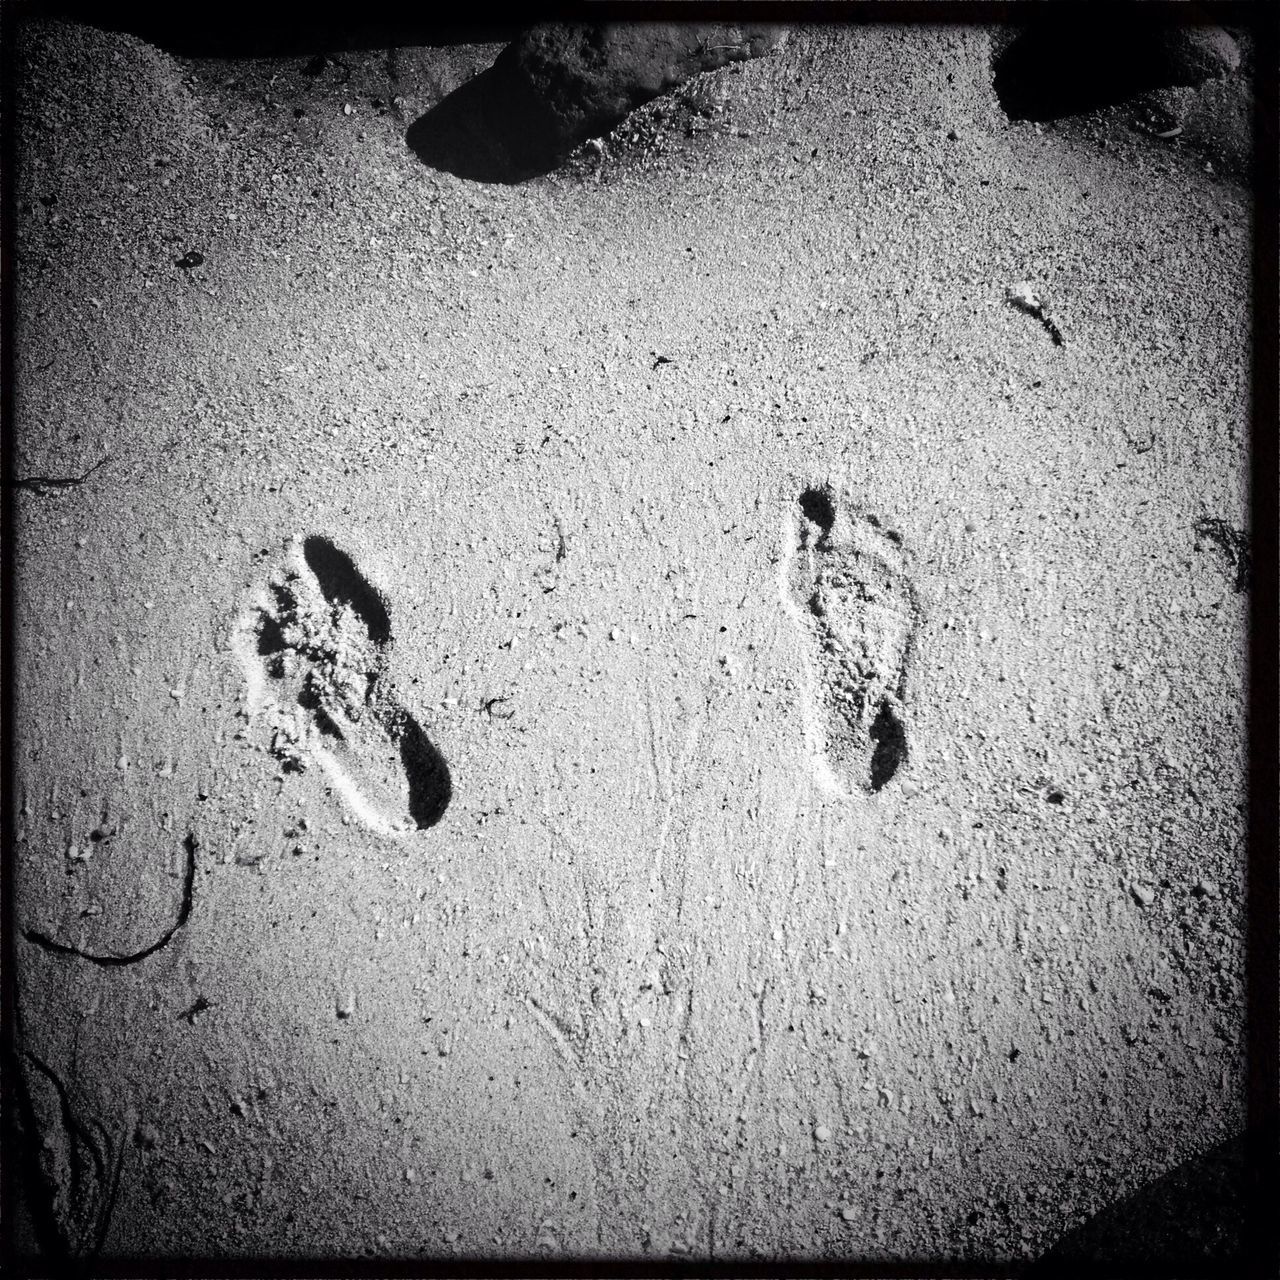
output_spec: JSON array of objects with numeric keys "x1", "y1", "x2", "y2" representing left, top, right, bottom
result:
[
  {"x1": 506, "y1": 23, "x2": 785, "y2": 152},
  {"x1": 1155, "y1": 25, "x2": 1242, "y2": 85},
  {"x1": 408, "y1": 22, "x2": 785, "y2": 183},
  {"x1": 994, "y1": 15, "x2": 1240, "y2": 121}
]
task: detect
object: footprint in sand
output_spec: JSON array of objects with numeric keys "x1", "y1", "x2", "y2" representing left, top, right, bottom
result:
[
  {"x1": 785, "y1": 486, "x2": 918, "y2": 795},
  {"x1": 232, "y1": 536, "x2": 450, "y2": 834}
]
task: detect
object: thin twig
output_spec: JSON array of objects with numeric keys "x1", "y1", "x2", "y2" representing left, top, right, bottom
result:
[
  {"x1": 24, "y1": 834, "x2": 197, "y2": 965},
  {"x1": 12, "y1": 456, "x2": 112, "y2": 494}
]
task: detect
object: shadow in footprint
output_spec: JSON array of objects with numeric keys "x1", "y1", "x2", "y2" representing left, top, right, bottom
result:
[
  {"x1": 868, "y1": 699, "x2": 908, "y2": 792},
  {"x1": 406, "y1": 61, "x2": 562, "y2": 184},
  {"x1": 798, "y1": 486, "x2": 836, "y2": 533},
  {"x1": 303, "y1": 535, "x2": 391, "y2": 645},
  {"x1": 397, "y1": 713, "x2": 453, "y2": 828}
]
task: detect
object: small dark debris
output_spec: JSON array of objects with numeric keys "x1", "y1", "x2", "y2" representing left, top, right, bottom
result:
[
  {"x1": 1007, "y1": 288, "x2": 1065, "y2": 346},
  {"x1": 177, "y1": 995, "x2": 212, "y2": 1025},
  {"x1": 481, "y1": 695, "x2": 515, "y2": 720},
  {"x1": 1008, "y1": 1046, "x2": 1021, "y2": 1063},
  {"x1": 1193, "y1": 517, "x2": 1250, "y2": 592},
  {"x1": 175, "y1": 250, "x2": 204, "y2": 270},
  {"x1": 1046, "y1": 789, "x2": 1066, "y2": 804},
  {"x1": 652, "y1": 354, "x2": 674, "y2": 370}
]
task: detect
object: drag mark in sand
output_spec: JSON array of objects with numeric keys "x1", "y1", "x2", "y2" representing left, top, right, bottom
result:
[
  {"x1": 231, "y1": 536, "x2": 450, "y2": 834},
  {"x1": 523, "y1": 995, "x2": 585, "y2": 1069},
  {"x1": 11, "y1": 1048, "x2": 129, "y2": 1262},
  {"x1": 782, "y1": 486, "x2": 917, "y2": 795}
]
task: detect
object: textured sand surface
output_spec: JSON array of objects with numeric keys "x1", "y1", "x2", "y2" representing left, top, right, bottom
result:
[{"x1": 10, "y1": 17, "x2": 1253, "y2": 1263}]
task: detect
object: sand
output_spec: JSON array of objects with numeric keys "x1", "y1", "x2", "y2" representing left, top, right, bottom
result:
[{"x1": 9, "y1": 15, "x2": 1254, "y2": 1264}]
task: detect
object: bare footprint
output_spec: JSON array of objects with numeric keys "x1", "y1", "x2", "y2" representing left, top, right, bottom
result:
[
  {"x1": 784, "y1": 486, "x2": 917, "y2": 795},
  {"x1": 232, "y1": 536, "x2": 450, "y2": 834}
]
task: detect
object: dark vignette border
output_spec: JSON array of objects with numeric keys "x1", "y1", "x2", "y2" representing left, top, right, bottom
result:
[{"x1": 0, "y1": 2, "x2": 1274, "y2": 1278}]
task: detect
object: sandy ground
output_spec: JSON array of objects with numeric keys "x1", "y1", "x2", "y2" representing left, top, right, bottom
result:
[{"x1": 10, "y1": 17, "x2": 1253, "y2": 1263}]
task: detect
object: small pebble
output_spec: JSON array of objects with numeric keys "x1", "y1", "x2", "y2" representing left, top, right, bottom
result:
[
  {"x1": 610, "y1": 627, "x2": 621, "y2": 641},
  {"x1": 840, "y1": 1206, "x2": 857, "y2": 1222},
  {"x1": 900, "y1": 779, "x2": 920, "y2": 798},
  {"x1": 336, "y1": 991, "x2": 356, "y2": 1019},
  {"x1": 1131, "y1": 883, "x2": 1156, "y2": 907},
  {"x1": 815, "y1": 1124, "x2": 832, "y2": 1142}
]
